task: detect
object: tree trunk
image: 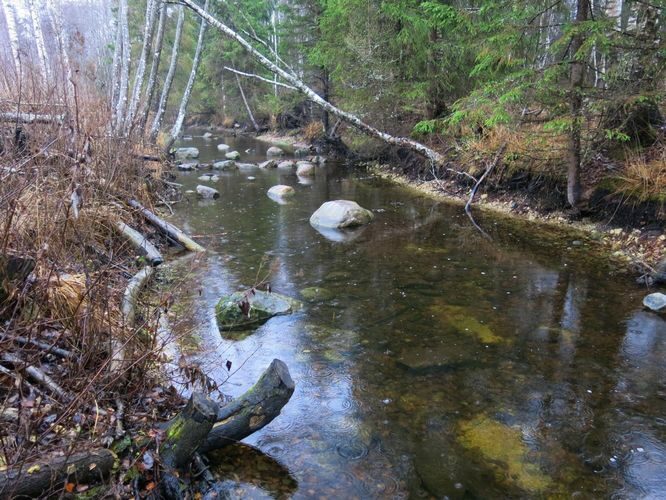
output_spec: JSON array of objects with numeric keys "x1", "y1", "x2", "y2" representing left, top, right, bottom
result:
[
  {"x1": 150, "y1": 5, "x2": 185, "y2": 142},
  {"x1": 125, "y1": 0, "x2": 158, "y2": 134},
  {"x1": 200, "y1": 359, "x2": 295, "y2": 453},
  {"x1": 179, "y1": 0, "x2": 445, "y2": 165},
  {"x1": 46, "y1": 0, "x2": 75, "y2": 106},
  {"x1": 111, "y1": 8, "x2": 123, "y2": 130},
  {"x1": 567, "y1": 0, "x2": 590, "y2": 209},
  {"x1": 167, "y1": 0, "x2": 210, "y2": 150},
  {"x1": 138, "y1": 0, "x2": 167, "y2": 136},
  {"x1": 236, "y1": 73, "x2": 260, "y2": 132},
  {"x1": 28, "y1": 0, "x2": 50, "y2": 79},
  {"x1": 1, "y1": 0, "x2": 21, "y2": 78},
  {"x1": 115, "y1": 0, "x2": 131, "y2": 135},
  {"x1": 0, "y1": 449, "x2": 115, "y2": 498}
]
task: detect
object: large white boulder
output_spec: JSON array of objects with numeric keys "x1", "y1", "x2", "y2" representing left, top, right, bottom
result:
[
  {"x1": 197, "y1": 185, "x2": 220, "y2": 199},
  {"x1": 225, "y1": 150, "x2": 241, "y2": 160},
  {"x1": 174, "y1": 147, "x2": 199, "y2": 159},
  {"x1": 310, "y1": 200, "x2": 374, "y2": 229},
  {"x1": 217, "y1": 143, "x2": 230, "y2": 152},
  {"x1": 266, "y1": 146, "x2": 285, "y2": 156}
]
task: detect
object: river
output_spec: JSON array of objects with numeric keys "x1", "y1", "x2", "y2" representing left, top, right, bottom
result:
[{"x1": 164, "y1": 132, "x2": 665, "y2": 498}]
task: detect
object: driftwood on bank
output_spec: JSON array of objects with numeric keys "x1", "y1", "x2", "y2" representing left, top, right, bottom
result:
[
  {"x1": 200, "y1": 358, "x2": 295, "y2": 453},
  {"x1": 128, "y1": 199, "x2": 205, "y2": 252},
  {"x1": 0, "y1": 449, "x2": 115, "y2": 498},
  {"x1": 115, "y1": 221, "x2": 164, "y2": 266},
  {"x1": 110, "y1": 266, "x2": 155, "y2": 375}
]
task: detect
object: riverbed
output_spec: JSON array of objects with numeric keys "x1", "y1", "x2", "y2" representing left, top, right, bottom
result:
[{"x1": 165, "y1": 132, "x2": 665, "y2": 498}]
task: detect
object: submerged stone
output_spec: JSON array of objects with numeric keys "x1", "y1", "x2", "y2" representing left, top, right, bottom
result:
[
  {"x1": 196, "y1": 185, "x2": 219, "y2": 199},
  {"x1": 177, "y1": 162, "x2": 198, "y2": 171},
  {"x1": 213, "y1": 160, "x2": 237, "y2": 170},
  {"x1": 458, "y1": 415, "x2": 552, "y2": 493},
  {"x1": 259, "y1": 159, "x2": 277, "y2": 169},
  {"x1": 174, "y1": 147, "x2": 199, "y2": 159},
  {"x1": 643, "y1": 292, "x2": 666, "y2": 312},
  {"x1": 277, "y1": 160, "x2": 296, "y2": 169},
  {"x1": 266, "y1": 146, "x2": 285, "y2": 156},
  {"x1": 225, "y1": 150, "x2": 241, "y2": 160},
  {"x1": 430, "y1": 303, "x2": 503, "y2": 344},
  {"x1": 215, "y1": 290, "x2": 298, "y2": 331},
  {"x1": 309, "y1": 200, "x2": 374, "y2": 229},
  {"x1": 267, "y1": 185, "x2": 295, "y2": 203},
  {"x1": 296, "y1": 162, "x2": 315, "y2": 177},
  {"x1": 300, "y1": 286, "x2": 334, "y2": 303},
  {"x1": 217, "y1": 143, "x2": 230, "y2": 152},
  {"x1": 203, "y1": 132, "x2": 213, "y2": 139}
]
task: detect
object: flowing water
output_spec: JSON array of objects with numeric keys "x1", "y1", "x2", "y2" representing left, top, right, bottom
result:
[{"x1": 164, "y1": 132, "x2": 666, "y2": 499}]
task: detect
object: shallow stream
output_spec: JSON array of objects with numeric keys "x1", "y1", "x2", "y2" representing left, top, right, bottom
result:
[{"x1": 164, "y1": 132, "x2": 665, "y2": 498}]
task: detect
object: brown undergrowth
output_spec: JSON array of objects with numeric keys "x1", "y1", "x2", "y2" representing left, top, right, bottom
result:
[{"x1": 0, "y1": 82, "x2": 195, "y2": 496}]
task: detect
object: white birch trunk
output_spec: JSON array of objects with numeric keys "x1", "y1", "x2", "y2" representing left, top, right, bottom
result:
[
  {"x1": 115, "y1": 0, "x2": 131, "y2": 135},
  {"x1": 180, "y1": 0, "x2": 445, "y2": 165},
  {"x1": 168, "y1": 0, "x2": 209, "y2": 147},
  {"x1": 150, "y1": 4, "x2": 185, "y2": 141},
  {"x1": 111, "y1": 7, "x2": 123, "y2": 129},
  {"x1": 28, "y1": 0, "x2": 50, "y2": 79},
  {"x1": 137, "y1": 0, "x2": 167, "y2": 135},
  {"x1": 1, "y1": 0, "x2": 22, "y2": 77},
  {"x1": 125, "y1": 0, "x2": 157, "y2": 134}
]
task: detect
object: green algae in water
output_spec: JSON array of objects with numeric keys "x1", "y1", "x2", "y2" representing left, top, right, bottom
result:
[
  {"x1": 430, "y1": 303, "x2": 504, "y2": 344},
  {"x1": 458, "y1": 415, "x2": 552, "y2": 493}
]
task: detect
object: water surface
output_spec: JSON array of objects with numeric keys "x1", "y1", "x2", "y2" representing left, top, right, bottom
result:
[{"x1": 165, "y1": 132, "x2": 666, "y2": 498}]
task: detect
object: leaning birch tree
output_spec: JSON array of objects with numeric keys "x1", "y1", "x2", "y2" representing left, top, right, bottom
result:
[
  {"x1": 150, "y1": 4, "x2": 185, "y2": 142},
  {"x1": 167, "y1": 0, "x2": 209, "y2": 150},
  {"x1": 180, "y1": 0, "x2": 445, "y2": 165}
]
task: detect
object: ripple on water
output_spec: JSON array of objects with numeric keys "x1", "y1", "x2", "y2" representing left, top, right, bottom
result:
[{"x1": 336, "y1": 438, "x2": 370, "y2": 461}]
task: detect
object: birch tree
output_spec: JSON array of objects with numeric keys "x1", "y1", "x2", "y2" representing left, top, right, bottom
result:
[
  {"x1": 125, "y1": 0, "x2": 158, "y2": 133},
  {"x1": 111, "y1": 7, "x2": 123, "y2": 129},
  {"x1": 137, "y1": 0, "x2": 167, "y2": 135},
  {"x1": 28, "y1": 0, "x2": 50, "y2": 79},
  {"x1": 1, "y1": 0, "x2": 22, "y2": 77},
  {"x1": 46, "y1": 0, "x2": 74, "y2": 104},
  {"x1": 115, "y1": 0, "x2": 131, "y2": 135},
  {"x1": 150, "y1": 5, "x2": 185, "y2": 141},
  {"x1": 167, "y1": 0, "x2": 210, "y2": 149}
]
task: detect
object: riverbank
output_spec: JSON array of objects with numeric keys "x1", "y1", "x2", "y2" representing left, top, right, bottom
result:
[{"x1": 254, "y1": 128, "x2": 665, "y2": 282}]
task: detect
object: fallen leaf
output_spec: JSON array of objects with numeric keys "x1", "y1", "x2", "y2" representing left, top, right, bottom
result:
[
  {"x1": 27, "y1": 464, "x2": 41, "y2": 474},
  {"x1": 146, "y1": 482, "x2": 156, "y2": 491},
  {"x1": 65, "y1": 483, "x2": 75, "y2": 493}
]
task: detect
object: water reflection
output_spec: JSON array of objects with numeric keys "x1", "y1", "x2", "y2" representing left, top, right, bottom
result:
[{"x1": 163, "y1": 132, "x2": 665, "y2": 498}]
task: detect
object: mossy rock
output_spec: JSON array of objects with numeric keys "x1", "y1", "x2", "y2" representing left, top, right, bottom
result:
[
  {"x1": 458, "y1": 414, "x2": 552, "y2": 493},
  {"x1": 430, "y1": 303, "x2": 504, "y2": 344},
  {"x1": 215, "y1": 290, "x2": 299, "y2": 331},
  {"x1": 299, "y1": 286, "x2": 334, "y2": 303}
]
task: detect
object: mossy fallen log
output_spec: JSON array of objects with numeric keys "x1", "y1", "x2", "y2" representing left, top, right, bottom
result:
[
  {"x1": 128, "y1": 199, "x2": 205, "y2": 252},
  {"x1": 0, "y1": 449, "x2": 114, "y2": 498},
  {"x1": 200, "y1": 359, "x2": 295, "y2": 453}
]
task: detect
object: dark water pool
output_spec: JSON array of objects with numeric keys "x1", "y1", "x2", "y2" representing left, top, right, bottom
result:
[{"x1": 163, "y1": 132, "x2": 665, "y2": 498}]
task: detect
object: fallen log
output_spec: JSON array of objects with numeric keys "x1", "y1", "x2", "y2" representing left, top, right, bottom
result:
[
  {"x1": 0, "y1": 112, "x2": 65, "y2": 125},
  {"x1": 110, "y1": 266, "x2": 155, "y2": 375},
  {"x1": 0, "y1": 449, "x2": 114, "y2": 498},
  {"x1": 128, "y1": 199, "x2": 205, "y2": 252},
  {"x1": 1, "y1": 352, "x2": 72, "y2": 402},
  {"x1": 200, "y1": 359, "x2": 295, "y2": 453},
  {"x1": 0, "y1": 332, "x2": 76, "y2": 360},
  {"x1": 115, "y1": 221, "x2": 164, "y2": 266}
]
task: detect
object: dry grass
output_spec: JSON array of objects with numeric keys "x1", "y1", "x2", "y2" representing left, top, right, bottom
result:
[
  {"x1": 303, "y1": 121, "x2": 324, "y2": 142},
  {"x1": 612, "y1": 150, "x2": 666, "y2": 202},
  {"x1": 460, "y1": 124, "x2": 568, "y2": 179},
  {"x1": 222, "y1": 115, "x2": 236, "y2": 128}
]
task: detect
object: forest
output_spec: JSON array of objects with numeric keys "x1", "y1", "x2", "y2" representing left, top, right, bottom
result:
[{"x1": 0, "y1": 0, "x2": 665, "y2": 498}]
